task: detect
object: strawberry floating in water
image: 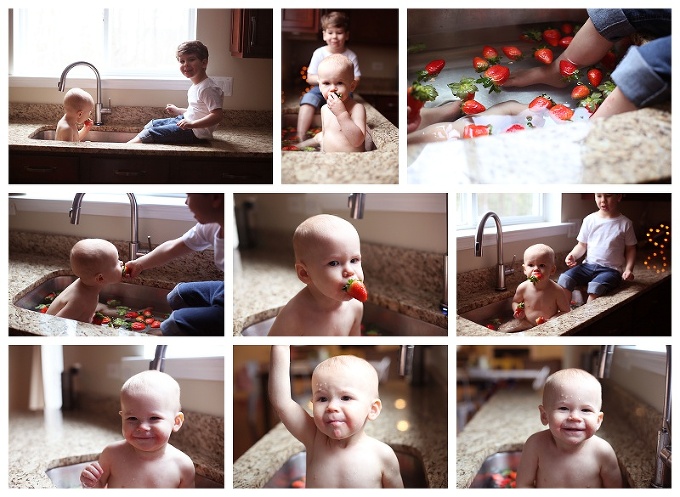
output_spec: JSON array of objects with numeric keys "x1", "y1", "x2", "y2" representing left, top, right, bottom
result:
[
  {"x1": 476, "y1": 64, "x2": 510, "y2": 94},
  {"x1": 481, "y1": 45, "x2": 500, "y2": 64},
  {"x1": 559, "y1": 59, "x2": 580, "y2": 82},
  {"x1": 587, "y1": 68, "x2": 603, "y2": 88},
  {"x1": 549, "y1": 104, "x2": 575, "y2": 122},
  {"x1": 461, "y1": 99, "x2": 486, "y2": 115},
  {"x1": 533, "y1": 47, "x2": 553, "y2": 65},
  {"x1": 472, "y1": 56, "x2": 490, "y2": 73},
  {"x1": 535, "y1": 316, "x2": 547, "y2": 325},
  {"x1": 502, "y1": 46, "x2": 524, "y2": 61},
  {"x1": 416, "y1": 59, "x2": 445, "y2": 81},
  {"x1": 571, "y1": 84, "x2": 590, "y2": 100},
  {"x1": 344, "y1": 278, "x2": 368, "y2": 302},
  {"x1": 448, "y1": 77, "x2": 478, "y2": 101}
]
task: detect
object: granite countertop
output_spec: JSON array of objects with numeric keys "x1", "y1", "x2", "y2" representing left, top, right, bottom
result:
[
  {"x1": 234, "y1": 379, "x2": 448, "y2": 488},
  {"x1": 280, "y1": 93, "x2": 399, "y2": 184},
  {"x1": 456, "y1": 383, "x2": 660, "y2": 488},
  {"x1": 9, "y1": 103, "x2": 272, "y2": 159},
  {"x1": 8, "y1": 396, "x2": 224, "y2": 488},
  {"x1": 407, "y1": 106, "x2": 671, "y2": 184},
  {"x1": 456, "y1": 256, "x2": 671, "y2": 336},
  {"x1": 8, "y1": 231, "x2": 223, "y2": 337},
  {"x1": 233, "y1": 238, "x2": 448, "y2": 336}
]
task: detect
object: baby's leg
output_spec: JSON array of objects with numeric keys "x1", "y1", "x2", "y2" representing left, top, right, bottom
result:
[{"x1": 296, "y1": 104, "x2": 317, "y2": 141}]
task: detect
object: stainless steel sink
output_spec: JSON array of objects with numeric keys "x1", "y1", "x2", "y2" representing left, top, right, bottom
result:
[
  {"x1": 14, "y1": 276, "x2": 171, "y2": 327},
  {"x1": 30, "y1": 129, "x2": 138, "y2": 143},
  {"x1": 241, "y1": 302, "x2": 447, "y2": 336},
  {"x1": 469, "y1": 451, "x2": 521, "y2": 488},
  {"x1": 264, "y1": 448, "x2": 427, "y2": 488},
  {"x1": 459, "y1": 297, "x2": 514, "y2": 329},
  {"x1": 281, "y1": 113, "x2": 376, "y2": 151},
  {"x1": 45, "y1": 460, "x2": 222, "y2": 488}
]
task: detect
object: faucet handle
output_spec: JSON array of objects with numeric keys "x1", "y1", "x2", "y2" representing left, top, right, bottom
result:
[
  {"x1": 505, "y1": 255, "x2": 516, "y2": 276},
  {"x1": 102, "y1": 98, "x2": 112, "y2": 114}
]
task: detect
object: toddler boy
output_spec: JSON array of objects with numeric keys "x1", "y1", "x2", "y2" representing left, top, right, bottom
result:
[
  {"x1": 55, "y1": 88, "x2": 94, "y2": 142},
  {"x1": 269, "y1": 346, "x2": 403, "y2": 488},
  {"x1": 80, "y1": 370, "x2": 195, "y2": 488},
  {"x1": 516, "y1": 368, "x2": 623, "y2": 487}
]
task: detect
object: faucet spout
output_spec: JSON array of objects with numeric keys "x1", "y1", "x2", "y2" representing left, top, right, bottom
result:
[
  {"x1": 652, "y1": 345, "x2": 672, "y2": 488},
  {"x1": 348, "y1": 193, "x2": 365, "y2": 219},
  {"x1": 58, "y1": 61, "x2": 110, "y2": 125},
  {"x1": 474, "y1": 211, "x2": 514, "y2": 291}
]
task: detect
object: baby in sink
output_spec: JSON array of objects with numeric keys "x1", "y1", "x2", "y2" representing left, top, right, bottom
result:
[
  {"x1": 80, "y1": 370, "x2": 195, "y2": 488},
  {"x1": 46, "y1": 238, "x2": 124, "y2": 323},
  {"x1": 499, "y1": 243, "x2": 571, "y2": 332},
  {"x1": 55, "y1": 88, "x2": 94, "y2": 142},
  {"x1": 269, "y1": 346, "x2": 403, "y2": 488},
  {"x1": 267, "y1": 214, "x2": 365, "y2": 336}
]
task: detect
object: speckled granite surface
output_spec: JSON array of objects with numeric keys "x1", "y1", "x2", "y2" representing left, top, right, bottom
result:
[
  {"x1": 9, "y1": 394, "x2": 224, "y2": 488},
  {"x1": 456, "y1": 252, "x2": 670, "y2": 336},
  {"x1": 234, "y1": 379, "x2": 448, "y2": 488},
  {"x1": 408, "y1": 105, "x2": 671, "y2": 184},
  {"x1": 8, "y1": 231, "x2": 223, "y2": 337},
  {"x1": 280, "y1": 95, "x2": 399, "y2": 184},
  {"x1": 9, "y1": 103, "x2": 272, "y2": 159},
  {"x1": 456, "y1": 383, "x2": 660, "y2": 488},
  {"x1": 233, "y1": 232, "x2": 448, "y2": 335}
]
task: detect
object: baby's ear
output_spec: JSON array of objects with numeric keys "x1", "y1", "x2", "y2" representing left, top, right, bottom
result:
[
  {"x1": 96, "y1": 273, "x2": 105, "y2": 283},
  {"x1": 538, "y1": 405, "x2": 548, "y2": 426},
  {"x1": 367, "y1": 398, "x2": 382, "y2": 421},
  {"x1": 295, "y1": 262, "x2": 311, "y2": 283},
  {"x1": 173, "y1": 412, "x2": 185, "y2": 432}
]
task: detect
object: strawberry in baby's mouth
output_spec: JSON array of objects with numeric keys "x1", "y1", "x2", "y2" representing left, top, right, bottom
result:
[
  {"x1": 343, "y1": 278, "x2": 368, "y2": 302},
  {"x1": 528, "y1": 273, "x2": 543, "y2": 284}
]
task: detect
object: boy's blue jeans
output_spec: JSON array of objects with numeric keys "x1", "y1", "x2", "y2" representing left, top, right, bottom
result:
[
  {"x1": 136, "y1": 115, "x2": 205, "y2": 144},
  {"x1": 160, "y1": 281, "x2": 224, "y2": 336},
  {"x1": 557, "y1": 263, "x2": 622, "y2": 297}
]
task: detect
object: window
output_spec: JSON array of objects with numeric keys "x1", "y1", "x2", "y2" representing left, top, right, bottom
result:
[
  {"x1": 119, "y1": 344, "x2": 225, "y2": 382},
  {"x1": 11, "y1": 8, "x2": 196, "y2": 78}
]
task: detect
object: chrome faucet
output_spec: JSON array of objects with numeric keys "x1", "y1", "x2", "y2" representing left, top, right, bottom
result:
[
  {"x1": 58, "y1": 61, "x2": 112, "y2": 125},
  {"x1": 69, "y1": 193, "x2": 150, "y2": 261},
  {"x1": 348, "y1": 193, "x2": 365, "y2": 219},
  {"x1": 150, "y1": 345, "x2": 167, "y2": 372},
  {"x1": 474, "y1": 211, "x2": 515, "y2": 291}
]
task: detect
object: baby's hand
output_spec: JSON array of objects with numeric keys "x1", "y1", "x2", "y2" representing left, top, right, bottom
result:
[
  {"x1": 513, "y1": 302, "x2": 525, "y2": 320},
  {"x1": 80, "y1": 461, "x2": 104, "y2": 488},
  {"x1": 83, "y1": 118, "x2": 94, "y2": 129},
  {"x1": 326, "y1": 92, "x2": 347, "y2": 117}
]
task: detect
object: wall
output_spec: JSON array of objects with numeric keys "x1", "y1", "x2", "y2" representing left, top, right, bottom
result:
[{"x1": 8, "y1": 9, "x2": 273, "y2": 111}]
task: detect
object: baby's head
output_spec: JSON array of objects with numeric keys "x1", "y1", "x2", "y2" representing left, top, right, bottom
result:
[
  {"x1": 63, "y1": 88, "x2": 94, "y2": 123},
  {"x1": 311, "y1": 355, "x2": 382, "y2": 440},
  {"x1": 293, "y1": 214, "x2": 363, "y2": 299},
  {"x1": 317, "y1": 54, "x2": 356, "y2": 100},
  {"x1": 539, "y1": 368, "x2": 604, "y2": 446},
  {"x1": 522, "y1": 243, "x2": 557, "y2": 280},
  {"x1": 70, "y1": 239, "x2": 123, "y2": 286},
  {"x1": 176, "y1": 40, "x2": 209, "y2": 62},
  {"x1": 119, "y1": 370, "x2": 184, "y2": 452}
]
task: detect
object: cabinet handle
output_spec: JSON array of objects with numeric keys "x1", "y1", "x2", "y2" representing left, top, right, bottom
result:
[
  {"x1": 25, "y1": 166, "x2": 57, "y2": 173},
  {"x1": 114, "y1": 169, "x2": 146, "y2": 177},
  {"x1": 250, "y1": 16, "x2": 256, "y2": 47}
]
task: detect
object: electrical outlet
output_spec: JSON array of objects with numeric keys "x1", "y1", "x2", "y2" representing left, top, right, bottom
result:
[{"x1": 213, "y1": 76, "x2": 233, "y2": 96}]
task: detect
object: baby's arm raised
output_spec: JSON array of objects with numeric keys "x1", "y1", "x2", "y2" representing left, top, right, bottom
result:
[{"x1": 269, "y1": 346, "x2": 316, "y2": 445}]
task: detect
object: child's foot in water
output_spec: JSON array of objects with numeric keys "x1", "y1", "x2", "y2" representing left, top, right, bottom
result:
[{"x1": 505, "y1": 64, "x2": 567, "y2": 89}]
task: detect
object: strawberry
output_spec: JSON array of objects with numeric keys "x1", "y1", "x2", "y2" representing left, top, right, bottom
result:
[
  {"x1": 533, "y1": 47, "x2": 553, "y2": 65},
  {"x1": 344, "y1": 278, "x2": 368, "y2": 302},
  {"x1": 528, "y1": 94, "x2": 555, "y2": 112},
  {"x1": 579, "y1": 92, "x2": 604, "y2": 114},
  {"x1": 519, "y1": 28, "x2": 542, "y2": 43},
  {"x1": 528, "y1": 273, "x2": 542, "y2": 284},
  {"x1": 560, "y1": 22, "x2": 574, "y2": 35},
  {"x1": 559, "y1": 59, "x2": 580, "y2": 82},
  {"x1": 416, "y1": 59, "x2": 445, "y2": 81},
  {"x1": 463, "y1": 124, "x2": 492, "y2": 139},
  {"x1": 571, "y1": 84, "x2": 590, "y2": 100},
  {"x1": 502, "y1": 46, "x2": 524, "y2": 61},
  {"x1": 505, "y1": 124, "x2": 525, "y2": 133},
  {"x1": 481, "y1": 45, "x2": 500, "y2": 64},
  {"x1": 476, "y1": 64, "x2": 510, "y2": 94},
  {"x1": 447, "y1": 77, "x2": 478, "y2": 101},
  {"x1": 535, "y1": 316, "x2": 547, "y2": 325},
  {"x1": 472, "y1": 56, "x2": 490, "y2": 73},
  {"x1": 407, "y1": 82, "x2": 438, "y2": 122},
  {"x1": 513, "y1": 302, "x2": 525, "y2": 319},
  {"x1": 542, "y1": 28, "x2": 561, "y2": 47},
  {"x1": 587, "y1": 68, "x2": 603, "y2": 88},
  {"x1": 549, "y1": 104, "x2": 574, "y2": 121},
  {"x1": 461, "y1": 99, "x2": 486, "y2": 115},
  {"x1": 597, "y1": 80, "x2": 616, "y2": 97},
  {"x1": 558, "y1": 36, "x2": 573, "y2": 48}
]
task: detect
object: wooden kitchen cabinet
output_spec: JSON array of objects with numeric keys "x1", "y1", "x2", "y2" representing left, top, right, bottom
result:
[
  {"x1": 231, "y1": 9, "x2": 273, "y2": 59},
  {"x1": 282, "y1": 9, "x2": 319, "y2": 33},
  {"x1": 83, "y1": 156, "x2": 171, "y2": 184},
  {"x1": 172, "y1": 158, "x2": 273, "y2": 184},
  {"x1": 9, "y1": 153, "x2": 80, "y2": 183}
]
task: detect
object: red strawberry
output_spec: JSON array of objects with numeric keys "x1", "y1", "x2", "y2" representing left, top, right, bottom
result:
[
  {"x1": 502, "y1": 46, "x2": 524, "y2": 61},
  {"x1": 505, "y1": 124, "x2": 525, "y2": 133},
  {"x1": 535, "y1": 316, "x2": 547, "y2": 325},
  {"x1": 463, "y1": 124, "x2": 492, "y2": 139},
  {"x1": 417, "y1": 59, "x2": 445, "y2": 81},
  {"x1": 447, "y1": 77, "x2": 478, "y2": 101},
  {"x1": 587, "y1": 68, "x2": 603, "y2": 88},
  {"x1": 407, "y1": 82, "x2": 438, "y2": 122},
  {"x1": 481, "y1": 45, "x2": 500, "y2": 64},
  {"x1": 571, "y1": 84, "x2": 590, "y2": 100},
  {"x1": 558, "y1": 36, "x2": 573, "y2": 48},
  {"x1": 344, "y1": 278, "x2": 368, "y2": 302},
  {"x1": 519, "y1": 28, "x2": 542, "y2": 43},
  {"x1": 476, "y1": 64, "x2": 510, "y2": 94},
  {"x1": 528, "y1": 94, "x2": 555, "y2": 112},
  {"x1": 533, "y1": 47, "x2": 553, "y2": 65},
  {"x1": 542, "y1": 28, "x2": 561, "y2": 47},
  {"x1": 559, "y1": 59, "x2": 580, "y2": 82},
  {"x1": 461, "y1": 99, "x2": 486, "y2": 115},
  {"x1": 549, "y1": 104, "x2": 574, "y2": 121},
  {"x1": 560, "y1": 22, "x2": 574, "y2": 35},
  {"x1": 472, "y1": 56, "x2": 490, "y2": 73},
  {"x1": 579, "y1": 92, "x2": 604, "y2": 114}
]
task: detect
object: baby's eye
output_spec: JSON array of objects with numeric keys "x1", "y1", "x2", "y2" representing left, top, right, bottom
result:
[
  {"x1": 341, "y1": 395, "x2": 352, "y2": 401},
  {"x1": 328, "y1": 261, "x2": 340, "y2": 267},
  {"x1": 316, "y1": 396, "x2": 328, "y2": 402},
  {"x1": 351, "y1": 257, "x2": 360, "y2": 264}
]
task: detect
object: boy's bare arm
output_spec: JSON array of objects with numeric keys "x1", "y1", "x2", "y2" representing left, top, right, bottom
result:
[
  {"x1": 269, "y1": 346, "x2": 315, "y2": 444},
  {"x1": 622, "y1": 244, "x2": 636, "y2": 280},
  {"x1": 178, "y1": 108, "x2": 223, "y2": 130},
  {"x1": 124, "y1": 238, "x2": 193, "y2": 278},
  {"x1": 565, "y1": 242, "x2": 587, "y2": 266}
]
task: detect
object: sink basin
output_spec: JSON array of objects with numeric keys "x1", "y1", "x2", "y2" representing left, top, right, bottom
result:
[
  {"x1": 281, "y1": 113, "x2": 376, "y2": 151},
  {"x1": 30, "y1": 129, "x2": 138, "y2": 143},
  {"x1": 459, "y1": 297, "x2": 514, "y2": 329},
  {"x1": 45, "y1": 460, "x2": 223, "y2": 488},
  {"x1": 241, "y1": 301, "x2": 447, "y2": 336},
  {"x1": 469, "y1": 451, "x2": 522, "y2": 488},
  {"x1": 264, "y1": 448, "x2": 427, "y2": 488}
]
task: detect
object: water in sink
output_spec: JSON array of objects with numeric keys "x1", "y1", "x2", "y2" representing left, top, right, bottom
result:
[
  {"x1": 30, "y1": 129, "x2": 138, "y2": 143},
  {"x1": 459, "y1": 297, "x2": 515, "y2": 330},
  {"x1": 470, "y1": 450, "x2": 522, "y2": 488},
  {"x1": 264, "y1": 449, "x2": 427, "y2": 488},
  {"x1": 240, "y1": 301, "x2": 447, "y2": 336},
  {"x1": 45, "y1": 460, "x2": 223, "y2": 488}
]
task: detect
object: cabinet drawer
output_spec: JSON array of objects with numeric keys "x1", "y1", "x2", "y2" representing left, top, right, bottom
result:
[
  {"x1": 85, "y1": 157, "x2": 171, "y2": 183},
  {"x1": 173, "y1": 159, "x2": 273, "y2": 184},
  {"x1": 10, "y1": 153, "x2": 80, "y2": 183}
]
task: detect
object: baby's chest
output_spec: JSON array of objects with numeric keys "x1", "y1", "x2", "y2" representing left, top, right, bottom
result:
[{"x1": 307, "y1": 448, "x2": 382, "y2": 487}]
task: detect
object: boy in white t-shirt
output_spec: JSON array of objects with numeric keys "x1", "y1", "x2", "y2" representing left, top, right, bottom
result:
[
  {"x1": 558, "y1": 194, "x2": 637, "y2": 302},
  {"x1": 124, "y1": 194, "x2": 224, "y2": 335},
  {"x1": 129, "y1": 41, "x2": 223, "y2": 144}
]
